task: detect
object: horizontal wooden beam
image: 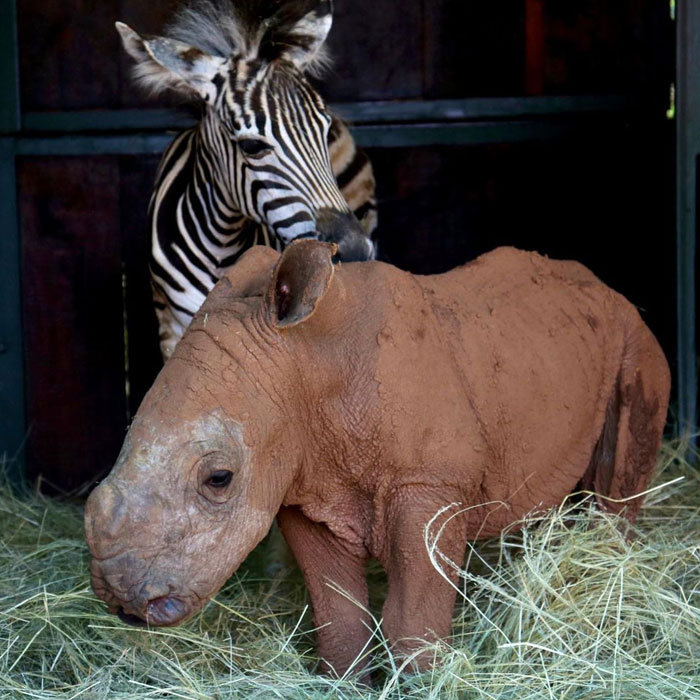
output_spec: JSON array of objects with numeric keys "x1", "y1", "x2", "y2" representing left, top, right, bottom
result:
[
  {"x1": 14, "y1": 116, "x2": 634, "y2": 155},
  {"x1": 16, "y1": 95, "x2": 639, "y2": 135},
  {"x1": 16, "y1": 133, "x2": 174, "y2": 156}
]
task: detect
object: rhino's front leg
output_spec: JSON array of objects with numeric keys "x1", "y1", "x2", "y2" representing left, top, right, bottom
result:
[
  {"x1": 277, "y1": 506, "x2": 371, "y2": 677},
  {"x1": 379, "y1": 493, "x2": 467, "y2": 670}
]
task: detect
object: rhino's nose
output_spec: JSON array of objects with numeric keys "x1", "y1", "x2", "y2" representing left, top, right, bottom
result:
[{"x1": 85, "y1": 481, "x2": 128, "y2": 554}]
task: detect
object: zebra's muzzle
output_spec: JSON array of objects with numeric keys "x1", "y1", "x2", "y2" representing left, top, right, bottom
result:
[{"x1": 315, "y1": 208, "x2": 375, "y2": 263}]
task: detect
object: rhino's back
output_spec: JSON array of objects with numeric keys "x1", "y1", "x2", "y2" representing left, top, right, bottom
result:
[{"x1": 366, "y1": 247, "x2": 635, "y2": 526}]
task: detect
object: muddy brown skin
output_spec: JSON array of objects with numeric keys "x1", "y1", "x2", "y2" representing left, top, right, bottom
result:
[{"x1": 85, "y1": 242, "x2": 670, "y2": 675}]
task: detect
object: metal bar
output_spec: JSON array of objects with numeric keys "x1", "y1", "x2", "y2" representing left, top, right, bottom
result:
[
  {"x1": 22, "y1": 108, "x2": 197, "y2": 134},
  {"x1": 0, "y1": 0, "x2": 24, "y2": 484},
  {"x1": 0, "y1": 139, "x2": 26, "y2": 481},
  {"x1": 20, "y1": 95, "x2": 637, "y2": 134},
  {"x1": 16, "y1": 133, "x2": 176, "y2": 156},
  {"x1": 676, "y1": 0, "x2": 699, "y2": 439},
  {"x1": 15, "y1": 117, "x2": 628, "y2": 155},
  {"x1": 352, "y1": 119, "x2": 615, "y2": 148},
  {"x1": 0, "y1": 0, "x2": 19, "y2": 133},
  {"x1": 336, "y1": 95, "x2": 635, "y2": 125}
]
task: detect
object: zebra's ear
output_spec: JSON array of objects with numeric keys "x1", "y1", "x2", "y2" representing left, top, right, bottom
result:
[
  {"x1": 116, "y1": 22, "x2": 225, "y2": 102},
  {"x1": 266, "y1": 239, "x2": 337, "y2": 330},
  {"x1": 274, "y1": 0, "x2": 333, "y2": 75}
]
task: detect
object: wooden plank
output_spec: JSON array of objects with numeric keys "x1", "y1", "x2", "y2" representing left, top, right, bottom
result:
[
  {"x1": 17, "y1": 0, "x2": 121, "y2": 110},
  {"x1": 322, "y1": 0, "x2": 422, "y2": 101},
  {"x1": 351, "y1": 119, "x2": 615, "y2": 148},
  {"x1": 15, "y1": 111, "x2": 634, "y2": 155},
  {"x1": 118, "y1": 155, "x2": 163, "y2": 419},
  {"x1": 525, "y1": 0, "x2": 545, "y2": 95},
  {"x1": 19, "y1": 157, "x2": 127, "y2": 491},
  {"x1": 539, "y1": 0, "x2": 662, "y2": 96},
  {"x1": 17, "y1": 134, "x2": 175, "y2": 156},
  {"x1": 423, "y1": 0, "x2": 524, "y2": 99},
  {"x1": 21, "y1": 95, "x2": 636, "y2": 134},
  {"x1": 16, "y1": 0, "x2": 177, "y2": 111}
]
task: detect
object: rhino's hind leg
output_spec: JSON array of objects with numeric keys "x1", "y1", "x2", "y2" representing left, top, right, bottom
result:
[{"x1": 583, "y1": 325, "x2": 671, "y2": 523}]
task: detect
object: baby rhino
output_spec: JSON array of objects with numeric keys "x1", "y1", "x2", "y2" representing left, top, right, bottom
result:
[{"x1": 85, "y1": 241, "x2": 670, "y2": 675}]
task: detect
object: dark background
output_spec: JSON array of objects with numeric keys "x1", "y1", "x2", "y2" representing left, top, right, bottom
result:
[{"x1": 14, "y1": 0, "x2": 676, "y2": 490}]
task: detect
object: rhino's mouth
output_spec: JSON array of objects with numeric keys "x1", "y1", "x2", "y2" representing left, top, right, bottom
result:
[
  {"x1": 117, "y1": 608, "x2": 148, "y2": 627},
  {"x1": 91, "y1": 555, "x2": 201, "y2": 627},
  {"x1": 113, "y1": 595, "x2": 192, "y2": 627}
]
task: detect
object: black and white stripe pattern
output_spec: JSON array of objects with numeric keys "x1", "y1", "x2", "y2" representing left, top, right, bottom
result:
[{"x1": 117, "y1": 0, "x2": 377, "y2": 357}]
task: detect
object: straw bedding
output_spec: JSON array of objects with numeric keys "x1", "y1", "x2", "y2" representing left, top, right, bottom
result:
[{"x1": 1, "y1": 439, "x2": 698, "y2": 699}]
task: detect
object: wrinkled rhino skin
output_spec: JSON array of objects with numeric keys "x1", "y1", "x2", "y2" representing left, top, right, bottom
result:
[{"x1": 85, "y1": 242, "x2": 670, "y2": 675}]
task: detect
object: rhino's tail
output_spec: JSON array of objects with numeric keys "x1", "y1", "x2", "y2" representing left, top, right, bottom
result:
[{"x1": 581, "y1": 319, "x2": 671, "y2": 523}]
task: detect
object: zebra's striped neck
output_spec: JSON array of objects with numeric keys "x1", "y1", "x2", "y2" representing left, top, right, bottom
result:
[
  {"x1": 148, "y1": 127, "x2": 271, "y2": 321},
  {"x1": 172, "y1": 127, "x2": 281, "y2": 278},
  {"x1": 189, "y1": 125, "x2": 281, "y2": 266}
]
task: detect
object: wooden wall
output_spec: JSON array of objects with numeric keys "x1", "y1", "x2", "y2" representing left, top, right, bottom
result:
[
  {"x1": 15, "y1": 1, "x2": 674, "y2": 490},
  {"x1": 18, "y1": 0, "x2": 666, "y2": 109},
  {"x1": 19, "y1": 156, "x2": 162, "y2": 488}
]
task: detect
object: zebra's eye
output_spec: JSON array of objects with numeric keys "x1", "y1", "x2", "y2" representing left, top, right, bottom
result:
[
  {"x1": 238, "y1": 139, "x2": 271, "y2": 157},
  {"x1": 206, "y1": 470, "x2": 233, "y2": 489}
]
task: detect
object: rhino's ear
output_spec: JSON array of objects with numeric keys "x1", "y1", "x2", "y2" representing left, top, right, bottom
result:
[
  {"x1": 266, "y1": 240, "x2": 337, "y2": 329},
  {"x1": 116, "y1": 22, "x2": 226, "y2": 102}
]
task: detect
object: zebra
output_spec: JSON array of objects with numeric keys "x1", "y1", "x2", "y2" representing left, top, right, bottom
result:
[{"x1": 116, "y1": 0, "x2": 378, "y2": 358}]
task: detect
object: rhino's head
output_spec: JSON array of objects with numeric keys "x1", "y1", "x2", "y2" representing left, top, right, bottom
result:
[{"x1": 85, "y1": 240, "x2": 342, "y2": 626}]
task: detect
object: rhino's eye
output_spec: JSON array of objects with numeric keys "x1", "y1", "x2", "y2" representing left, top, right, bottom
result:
[{"x1": 206, "y1": 470, "x2": 233, "y2": 488}]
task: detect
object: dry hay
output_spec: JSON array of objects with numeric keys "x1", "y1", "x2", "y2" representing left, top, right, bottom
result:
[{"x1": 0, "y1": 438, "x2": 698, "y2": 699}]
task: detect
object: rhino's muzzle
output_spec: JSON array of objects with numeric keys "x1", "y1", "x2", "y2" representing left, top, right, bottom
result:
[{"x1": 90, "y1": 551, "x2": 197, "y2": 624}]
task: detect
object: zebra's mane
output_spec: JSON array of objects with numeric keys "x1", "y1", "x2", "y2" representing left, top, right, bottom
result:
[{"x1": 165, "y1": 0, "x2": 332, "y2": 76}]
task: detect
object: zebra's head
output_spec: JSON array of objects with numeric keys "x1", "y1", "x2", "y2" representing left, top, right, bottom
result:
[{"x1": 117, "y1": 0, "x2": 374, "y2": 262}]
